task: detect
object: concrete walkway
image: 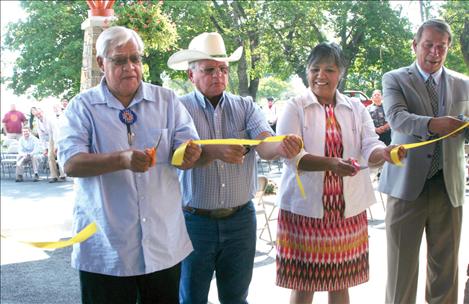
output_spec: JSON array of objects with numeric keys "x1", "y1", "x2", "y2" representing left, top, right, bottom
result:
[{"x1": 1, "y1": 171, "x2": 468, "y2": 303}]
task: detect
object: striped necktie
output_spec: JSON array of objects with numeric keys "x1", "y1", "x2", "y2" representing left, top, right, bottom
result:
[{"x1": 425, "y1": 74, "x2": 440, "y2": 179}]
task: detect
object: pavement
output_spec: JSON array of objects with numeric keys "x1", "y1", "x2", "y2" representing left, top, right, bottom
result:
[{"x1": 1, "y1": 167, "x2": 468, "y2": 304}]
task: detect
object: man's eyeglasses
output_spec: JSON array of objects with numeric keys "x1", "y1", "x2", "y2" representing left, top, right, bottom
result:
[
  {"x1": 421, "y1": 42, "x2": 448, "y2": 53},
  {"x1": 105, "y1": 54, "x2": 142, "y2": 66},
  {"x1": 198, "y1": 66, "x2": 230, "y2": 76}
]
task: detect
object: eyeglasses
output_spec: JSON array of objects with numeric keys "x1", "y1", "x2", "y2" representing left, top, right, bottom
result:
[
  {"x1": 421, "y1": 42, "x2": 448, "y2": 53},
  {"x1": 105, "y1": 54, "x2": 142, "y2": 66},
  {"x1": 198, "y1": 66, "x2": 230, "y2": 76}
]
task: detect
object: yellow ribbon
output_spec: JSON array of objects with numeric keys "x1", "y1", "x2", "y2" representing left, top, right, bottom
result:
[
  {"x1": 171, "y1": 135, "x2": 288, "y2": 165},
  {"x1": 1, "y1": 222, "x2": 98, "y2": 250},
  {"x1": 295, "y1": 159, "x2": 306, "y2": 198},
  {"x1": 390, "y1": 122, "x2": 469, "y2": 166},
  {"x1": 171, "y1": 135, "x2": 306, "y2": 197}
]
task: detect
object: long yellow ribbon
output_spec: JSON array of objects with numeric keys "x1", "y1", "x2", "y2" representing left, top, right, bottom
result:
[
  {"x1": 1, "y1": 222, "x2": 98, "y2": 250},
  {"x1": 172, "y1": 135, "x2": 306, "y2": 197},
  {"x1": 390, "y1": 122, "x2": 469, "y2": 166},
  {"x1": 171, "y1": 135, "x2": 287, "y2": 165}
]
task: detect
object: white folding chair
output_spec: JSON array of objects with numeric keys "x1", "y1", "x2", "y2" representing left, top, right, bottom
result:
[{"x1": 254, "y1": 175, "x2": 274, "y2": 246}]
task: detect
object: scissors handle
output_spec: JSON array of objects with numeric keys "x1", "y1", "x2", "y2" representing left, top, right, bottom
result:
[{"x1": 145, "y1": 147, "x2": 157, "y2": 166}]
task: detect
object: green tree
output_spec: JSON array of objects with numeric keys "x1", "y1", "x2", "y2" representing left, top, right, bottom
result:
[
  {"x1": 2, "y1": 0, "x2": 178, "y2": 99},
  {"x1": 440, "y1": 0, "x2": 469, "y2": 74},
  {"x1": 113, "y1": 0, "x2": 179, "y2": 85},
  {"x1": 323, "y1": 1, "x2": 414, "y2": 91},
  {"x1": 2, "y1": 0, "x2": 87, "y2": 99},
  {"x1": 256, "y1": 76, "x2": 291, "y2": 102},
  {"x1": 162, "y1": 1, "x2": 414, "y2": 99},
  {"x1": 162, "y1": 1, "x2": 267, "y2": 99},
  {"x1": 2, "y1": 0, "x2": 437, "y2": 102}
]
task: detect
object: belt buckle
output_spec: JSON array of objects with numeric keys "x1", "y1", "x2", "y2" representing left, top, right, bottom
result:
[{"x1": 211, "y1": 208, "x2": 235, "y2": 219}]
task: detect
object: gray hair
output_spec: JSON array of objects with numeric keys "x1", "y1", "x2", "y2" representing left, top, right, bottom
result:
[
  {"x1": 415, "y1": 19, "x2": 452, "y2": 45},
  {"x1": 96, "y1": 26, "x2": 144, "y2": 58},
  {"x1": 306, "y1": 42, "x2": 346, "y2": 77}
]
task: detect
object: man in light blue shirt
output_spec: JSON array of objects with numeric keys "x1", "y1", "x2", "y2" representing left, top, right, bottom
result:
[
  {"x1": 168, "y1": 32, "x2": 302, "y2": 304},
  {"x1": 57, "y1": 26, "x2": 201, "y2": 304}
]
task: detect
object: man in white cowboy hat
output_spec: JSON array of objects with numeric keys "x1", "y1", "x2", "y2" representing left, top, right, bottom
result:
[{"x1": 168, "y1": 32, "x2": 302, "y2": 303}]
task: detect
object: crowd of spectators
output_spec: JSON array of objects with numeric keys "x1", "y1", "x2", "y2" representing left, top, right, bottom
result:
[{"x1": 1, "y1": 100, "x2": 68, "y2": 183}]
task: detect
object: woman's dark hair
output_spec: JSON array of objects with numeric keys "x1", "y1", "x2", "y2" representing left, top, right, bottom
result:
[
  {"x1": 306, "y1": 42, "x2": 346, "y2": 77},
  {"x1": 29, "y1": 107, "x2": 38, "y2": 129}
]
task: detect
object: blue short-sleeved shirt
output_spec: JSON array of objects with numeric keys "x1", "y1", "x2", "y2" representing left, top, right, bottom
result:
[
  {"x1": 57, "y1": 79, "x2": 198, "y2": 276},
  {"x1": 178, "y1": 90, "x2": 273, "y2": 209}
]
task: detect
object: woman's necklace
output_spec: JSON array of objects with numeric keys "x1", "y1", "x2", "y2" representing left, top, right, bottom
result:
[{"x1": 119, "y1": 108, "x2": 137, "y2": 145}]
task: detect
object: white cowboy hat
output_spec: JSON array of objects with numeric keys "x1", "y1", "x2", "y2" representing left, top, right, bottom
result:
[{"x1": 167, "y1": 32, "x2": 243, "y2": 70}]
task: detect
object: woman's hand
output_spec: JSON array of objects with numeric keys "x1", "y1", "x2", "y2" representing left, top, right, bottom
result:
[
  {"x1": 276, "y1": 134, "x2": 303, "y2": 159},
  {"x1": 383, "y1": 145, "x2": 406, "y2": 164},
  {"x1": 328, "y1": 157, "x2": 357, "y2": 177}
]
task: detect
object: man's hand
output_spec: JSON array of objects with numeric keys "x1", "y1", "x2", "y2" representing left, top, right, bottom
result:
[
  {"x1": 376, "y1": 123, "x2": 391, "y2": 134},
  {"x1": 428, "y1": 116, "x2": 466, "y2": 137},
  {"x1": 179, "y1": 141, "x2": 202, "y2": 169},
  {"x1": 120, "y1": 149, "x2": 151, "y2": 172},
  {"x1": 204, "y1": 144, "x2": 246, "y2": 164},
  {"x1": 276, "y1": 134, "x2": 302, "y2": 159}
]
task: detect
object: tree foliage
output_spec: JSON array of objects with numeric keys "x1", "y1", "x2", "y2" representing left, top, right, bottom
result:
[
  {"x1": 3, "y1": 0, "x2": 463, "y2": 103},
  {"x1": 440, "y1": 0, "x2": 469, "y2": 74},
  {"x1": 113, "y1": 0, "x2": 179, "y2": 85},
  {"x1": 256, "y1": 76, "x2": 291, "y2": 102},
  {"x1": 325, "y1": 1, "x2": 414, "y2": 92},
  {"x1": 2, "y1": 0, "x2": 87, "y2": 99},
  {"x1": 1, "y1": 0, "x2": 179, "y2": 99},
  {"x1": 162, "y1": 1, "x2": 414, "y2": 99}
]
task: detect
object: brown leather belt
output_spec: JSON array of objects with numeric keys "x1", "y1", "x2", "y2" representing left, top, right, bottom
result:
[{"x1": 183, "y1": 203, "x2": 248, "y2": 219}]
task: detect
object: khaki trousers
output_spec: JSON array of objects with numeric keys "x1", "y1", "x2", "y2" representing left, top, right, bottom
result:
[
  {"x1": 385, "y1": 173, "x2": 462, "y2": 304},
  {"x1": 16, "y1": 154, "x2": 39, "y2": 175},
  {"x1": 48, "y1": 137, "x2": 64, "y2": 178}
]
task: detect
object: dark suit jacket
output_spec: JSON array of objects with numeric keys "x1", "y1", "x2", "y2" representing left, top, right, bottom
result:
[{"x1": 378, "y1": 62, "x2": 469, "y2": 206}]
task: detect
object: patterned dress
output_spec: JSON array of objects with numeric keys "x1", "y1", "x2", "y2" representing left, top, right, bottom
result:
[{"x1": 276, "y1": 104, "x2": 369, "y2": 291}]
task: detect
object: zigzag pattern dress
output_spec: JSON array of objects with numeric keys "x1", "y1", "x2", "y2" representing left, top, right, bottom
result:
[{"x1": 276, "y1": 104, "x2": 369, "y2": 292}]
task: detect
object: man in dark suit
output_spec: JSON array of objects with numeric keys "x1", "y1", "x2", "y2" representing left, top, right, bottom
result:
[{"x1": 379, "y1": 19, "x2": 469, "y2": 304}]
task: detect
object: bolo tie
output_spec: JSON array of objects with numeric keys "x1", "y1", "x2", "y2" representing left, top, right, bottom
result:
[{"x1": 119, "y1": 108, "x2": 137, "y2": 145}]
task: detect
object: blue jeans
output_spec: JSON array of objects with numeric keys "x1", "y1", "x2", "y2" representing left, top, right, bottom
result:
[{"x1": 180, "y1": 201, "x2": 257, "y2": 304}]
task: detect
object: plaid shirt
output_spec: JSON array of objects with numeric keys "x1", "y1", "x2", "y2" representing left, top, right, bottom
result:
[{"x1": 178, "y1": 90, "x2": 273, "y2": 209}]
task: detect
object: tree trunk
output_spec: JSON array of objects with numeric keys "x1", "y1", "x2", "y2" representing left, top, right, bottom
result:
[
  {"x1": 249, "y1": 77, "x2": 259, "y2": 101},
  {"x1": 237, "y1": 50, "x2": 250, "y2": 97},
  {"x1": 339, "y1": 69, "x2": 348, "y2": 92},
  {"x1": 461, "y1": 19, "x2": 469, "y2": 69},
  {"x1": 297, "y1": 67, "x2": 308, "y2": 88}
]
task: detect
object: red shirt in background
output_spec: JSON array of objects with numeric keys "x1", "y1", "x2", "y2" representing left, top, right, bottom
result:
[{"x1": 2, "y1": 110, "x2": 27, "y2": 134}]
